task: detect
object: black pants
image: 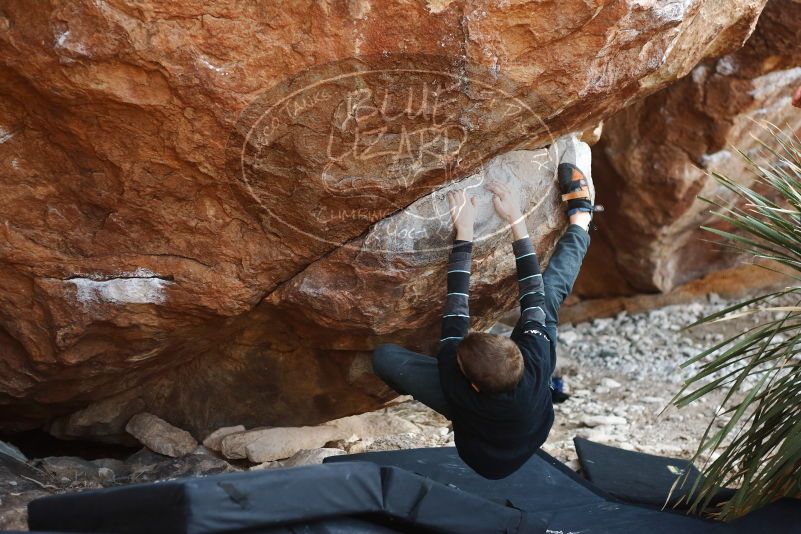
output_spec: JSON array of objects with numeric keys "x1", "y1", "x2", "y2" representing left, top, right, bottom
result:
[{"x1": 372, "y1": 225, "x2": 590, "y2": 418}]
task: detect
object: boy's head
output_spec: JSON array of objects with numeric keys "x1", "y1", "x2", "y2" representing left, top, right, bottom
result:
[{"x1": 456, "y1": 333, "x2": 524, "y2": 393}]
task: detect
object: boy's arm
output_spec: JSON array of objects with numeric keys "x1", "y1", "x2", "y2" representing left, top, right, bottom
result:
[
  {"x1": 440, "y1": 239, "x2": 472, "y2": 345},
  {"x1": 511, "y1": 221, "x2": 547, "y2": 330},
  {"x1": 488, "y1": 182, "x2": 547, "y2": 332},
  {"x1": 440, "y1": 189, "x2": 476, "y2": 348}
]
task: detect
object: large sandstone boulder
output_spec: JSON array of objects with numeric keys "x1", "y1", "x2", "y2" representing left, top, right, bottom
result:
[
  {"x1": 0, "y1": 0, "x2": 767, "y2": 439},
  {"x1": 575, "y1": 0, "x2": 801, "y2": 297}
]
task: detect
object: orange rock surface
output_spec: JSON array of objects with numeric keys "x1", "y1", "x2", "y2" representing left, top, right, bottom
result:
[
  {"x1": 0, "y1": 0, "x2": 770, "y2": 438},
  {"x1": 575, "y1": 0, "x2": 801, "y2": 297}
]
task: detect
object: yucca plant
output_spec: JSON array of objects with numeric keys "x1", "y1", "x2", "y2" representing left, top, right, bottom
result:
[{"x1": 672, "y1": 126, "x2": 801, "y2": 520}]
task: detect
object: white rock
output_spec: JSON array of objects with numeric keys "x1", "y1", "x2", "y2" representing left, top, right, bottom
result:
[
  {"x1": 348, "y1": 440, "x2": 369, "y2": 454},
  {"x1": 202, "y1": 425, "x2": 246, "y2": 451},
  {"x1": 249, "y1": 461, "x2": 280, "y2": 471},
  {"x1": 600, "y1": 378, "x2": 622, "y2": 389},
  {"x1": 245, "y1": 426, "x2": 341, "y2": 463},
  {"x1": 97, "y1": 467, "x2": 115, "y2": 483},
  {"x1": 559, "y1": 330, "x2": 579, "y2": 346},
  {"x1": 325, "y1": 412, "x2": 419, "y2": 439},
  {"x1": 91, "y1": 458, "x2": 129, "y2": 478},
  {"x1": 581, "y1": 415, "x2": 627, "y2": 428},
  {"x1": 576, "y1": 428, "x2": 626, "y2": 444},
  {"x1": 325, "y1": 434, "x2": 360, "y2": 450},
  {"x1": 279, "y1": 448, "x2": 346, "y2": 467},
  {"x1": 125, "y1": 413, "x2": 197, "y2": 458},
  {"x1": 219, "y1": 427, "x2": 271, "y2": 459},
  {"x1": 641, "y1": 396, "x2": 665, "y2": 405},
  {"x1": 593, "y1": 318, "x2": 613, "y2": 330}
]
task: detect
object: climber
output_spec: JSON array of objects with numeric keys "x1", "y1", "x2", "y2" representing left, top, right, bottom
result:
[{"x1": 372, "y1": 141, "x2": 596, "y2": 479}]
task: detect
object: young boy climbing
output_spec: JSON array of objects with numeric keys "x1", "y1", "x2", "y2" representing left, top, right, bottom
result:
[{"x1": 372, "y1": 143, "x2": 596, "y2": 479}]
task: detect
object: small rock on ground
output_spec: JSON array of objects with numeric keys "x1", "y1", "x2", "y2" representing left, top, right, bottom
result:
[
  {"x1": 251, "y1": 448, "x2": 346, "y2": 470},
  {"x1": 325, "y1": 412, "x2": 419, "y2": 439},
  {"x1": 202, "y1": 425, "x2": 246, "y2": 451},
  {"x1": 125, "y1": 413, "x2": 198, "y2": 458},
  {"x1": 244, "y1": 426, "x2": 340, "y2": 463},
  {"x1": 581, "y1": 415, "x2": 627, "y2": 428}
]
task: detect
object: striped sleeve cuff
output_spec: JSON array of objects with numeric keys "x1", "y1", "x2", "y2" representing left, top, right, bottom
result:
[
  {"x1": 513, "y1": 238, "x2": 546, "y2": 326},
  {"x1": 441, "y1": 240, "x2": 472, "y2": 344}
]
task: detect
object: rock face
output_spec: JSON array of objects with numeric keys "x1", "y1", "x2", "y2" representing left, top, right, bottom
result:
[
  {"x1": 244, "y1": 426, "x2": 341, "y2": 463},
  {"x1": 125, "y1": 413, "x2": 198, "y2": 457},
  {"x1": 202, "y1": 425, "x2": 246, "y2": 452},
  {"x1": 0, "y1": 0, "x2": 769, "y2": 439},
  {"x1": 575, "y1": 0, "x2": 801, "y2": 298}
]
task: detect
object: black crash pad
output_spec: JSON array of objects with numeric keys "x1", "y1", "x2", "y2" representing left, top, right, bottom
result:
[
  {"x1": 27, "y1": 445, "x2": 801, "y2": 534},
  {"x1": 27, "y1": 461, "x2": 538, "y2": 534},
  {"x1": 326, "y1": 446, "x2": 801, "y2": 533},
  {"x1": 574, "y1": 437, "x2": 736, "y2": 508},
  {"x1": 326, "y1": 447, "x2": 724, "y2": 533}
]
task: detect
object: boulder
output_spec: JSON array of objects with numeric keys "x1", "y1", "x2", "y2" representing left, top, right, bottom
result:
[
  {"x1": 0, "y1": 0, "x2": 769, "y2": 438},
  {"x1": 125, "y1": 413, "x2": 198, "y2": 457},
  {"x1": 325, "y1": 412, "x2": 420, "y2": 440},
  {"x1": 575, "y1": 0, "x2": 801, "y2": 298},
  {"x1": 257, "y1": 447, "x2": 347, "y2": 470},
  {"x1": 244, "y1": 426, "x2": 342, "y2": 463},
  {"x1": 281, "y1": 448, "x2": 346, "y2": 467},
  {"x1": 219, "y1": 428, "x2": 269, "y2": 460},
  {"x1": 202, "y1": 425, "x2": 246, "y2": 452},
  {"x1": 361, "y1": 431, "x2": 438, "y2": 452}
]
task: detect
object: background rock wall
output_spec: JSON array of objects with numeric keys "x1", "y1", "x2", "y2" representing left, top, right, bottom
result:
[
  {"x1": 0, "y1": 0, "x2": 781, "y2": 439},
  {"x1": 575, "y1": 0, "x2": 801, "y2": 298}
]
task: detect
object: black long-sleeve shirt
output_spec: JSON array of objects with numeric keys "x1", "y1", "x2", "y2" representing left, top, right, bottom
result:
[{"x1": 437, "y1": 237, "x2": 554, "y2": 479}]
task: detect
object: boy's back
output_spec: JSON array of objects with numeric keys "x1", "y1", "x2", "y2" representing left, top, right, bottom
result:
[
  {"x1": 436, "y1": 210, "x2": 558, "y2": 479},
  {"x1": 438, "y1": 325, "x2": 554, "y2": 479}
]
